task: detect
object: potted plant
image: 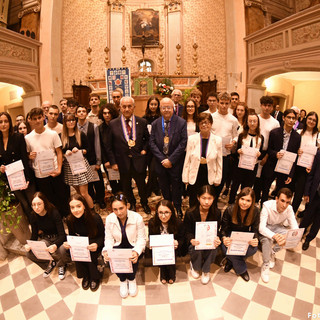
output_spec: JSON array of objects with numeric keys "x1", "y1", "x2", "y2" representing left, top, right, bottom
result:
[{"x1": 0, "y1": 173, "x2": 30, "y2": 245}]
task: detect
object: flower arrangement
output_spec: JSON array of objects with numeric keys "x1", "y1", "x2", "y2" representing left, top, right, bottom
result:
[{"x1": 156, "y1": 78, "x2": 174, "y2": 96}]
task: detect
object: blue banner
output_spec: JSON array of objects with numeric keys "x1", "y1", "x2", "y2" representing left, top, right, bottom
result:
[{"x1": 105, "y1": 67, "x2": 131, "y2": 102}]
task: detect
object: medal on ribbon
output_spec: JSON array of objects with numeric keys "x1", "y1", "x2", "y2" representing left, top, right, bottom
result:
[{"x1": 121, "y1": 115, "x2": 136, "y2": 147}]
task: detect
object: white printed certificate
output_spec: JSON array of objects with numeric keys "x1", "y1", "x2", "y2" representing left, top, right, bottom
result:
[
  {"x1": 275, "y1": 150, "x2": 297, "y2": 175},
  {"x1": 226, "y1": 232, "x2": 254, "y2": 256},
  {"x1": 284, "y1": 228, "x2": 305, "y2": 249},
  {"x1": 238, "y1": 146, "x2": 258, "y2": 171},
  {"x1": 150, "y1": 234, "x2": 175, "y2": 266},
  {"x1": 107, "y1": 248, "x2": 133, "y2": 273},
  {"x1": 297, "y1": 145, "x2": 317, "y2": 169},
  {"x1": 27, "y1": 240, "x2": 53, "y2": 260},
  {"x1": 5, "y1": 160, "x2": 27, "y2": 191},
  {"x1": 66, "y1": 151, "x2": 87, "y2": 175},
  {"x1": 67, "y1": 235, "x2": 91, "y2": 262},
  {"x1": 195, "y1": 221, "x2": 217, "y2": 250},
  {"x1": 107, "y1": 168, "x2": 120, "y2": 181},
  {"x1": 37, "y1": 150, "x2": 55, "y2": 175}
]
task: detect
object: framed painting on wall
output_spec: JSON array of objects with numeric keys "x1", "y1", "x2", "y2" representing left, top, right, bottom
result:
[{"x1": 131, "y1": 9, "x2": 160, "y2": 47}]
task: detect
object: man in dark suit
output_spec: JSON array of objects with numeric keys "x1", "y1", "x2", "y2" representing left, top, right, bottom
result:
[
  {"x1": 261, "y1": 109, "x2": 301, "y2": 204},
  {"x1": 171, "y1": 89, "x2": 183, "y2": 117},
  {"x1": 149, "y1": 97, "x2": 188, "y2": 217},
  {"x1": 106, "y1": 96, "x2": 151, "y2": 213},
  {"x1": 271, "y1": 105, "x2": 283, "y2": 126},
  {"x1": 300, "y1": 150, "x2": 320, "y2": 250}
]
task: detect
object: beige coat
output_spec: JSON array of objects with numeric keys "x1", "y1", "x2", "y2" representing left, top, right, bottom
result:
[
  {"x1": 102, "y1": 210, "x2": 146, "y2": 255},
  {"x1": 182, "y1": 132, "x2": 222, "y2": 185}
]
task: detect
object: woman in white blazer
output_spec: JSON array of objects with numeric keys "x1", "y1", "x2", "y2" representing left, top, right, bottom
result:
[
  {"x1": 183, "y1": 113, "x2": 223, "y2": 207},
  {"x1": 102, "y1": 193, "x2": 146, "y2": 299}
]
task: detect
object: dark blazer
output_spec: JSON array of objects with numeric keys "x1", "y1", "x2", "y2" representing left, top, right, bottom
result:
[
  {"x1": 304, "y1": 150, "x2": 320, "y2": 203},
  {"x1": 0, "y1": 132, "x2": 33, "y2": 181},
  {"x1": 57, "y1": 112, "x2": 64, "y2": 124},
  {"x1": 174, "y1": 103, "x2": 183, "y2": 117},
  {"x1": 99, "y1": 122, "x2": 109, "y2": 165},
  {"x1": 106, "y1": 115, "x2": 149, "y2": 173},
  {"x1": 267, "y1": 127, "x2": 301, "y2": 177},
  {"x1": 149, "y1": 114, "x2": 187, "y2": 168},
  {"x1": 272, "y1": 110, "x2": 283, "y2": 126}
]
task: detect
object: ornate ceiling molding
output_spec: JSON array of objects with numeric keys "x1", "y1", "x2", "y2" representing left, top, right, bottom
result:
[
  {"x1": 18, "y1": 0, "x2": 41, "y2": 19},
  {"x1": 164, "y1": 0, "x2": 181, "y2": 13},
  {"x1": 107, "y1": 0, "x2": 126, "y2": 12}
]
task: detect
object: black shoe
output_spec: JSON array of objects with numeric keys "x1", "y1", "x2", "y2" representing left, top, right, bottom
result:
[
  {"x1": 43, "y1": 261, "x2": 56, "y2": 278},
  {"x1": 82, "y1": 277, "x2": 90, "y2": 290},
  {"x1": 239, "y1": 271, "x2": 250, "y2": 282},
  {"x1": 302, "y1": 241, "x2": 310, "y2": 251},
  {"x1": 129, "y1": 203, "x2": 136, "y2": 211},
  {"x1": 142, "y1": 204, "x2": 151, "y2": 214},
  {"x1": 90, "y1": 279, "x2": 100, "y2": 292},
  {"x1": 99, "y1": 201, "x2": 106, "y2": 209},
  {"x1": 224, "y1": 260, "x2": 233, "y2": 273}
]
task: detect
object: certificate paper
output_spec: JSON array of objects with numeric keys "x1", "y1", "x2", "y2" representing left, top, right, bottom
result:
[
  {"x1": 37, "y1": 150, "x2": 55, "y2": 175},
  {"x1": 195, "y1": 221, "x2": 217, "y2": 250},
  {"x1": 66, "y1": 151, "x2": 87, "y2": 174},
  {"x1": 227, "y1": 232, "x2": 254, "y2": 256},
  {"x1": 90, "y1": 165, "x2": 100, "y2": 182},
  {"x1": 150, "y1": 234, "x2": 175, "y2": 266},
  {"x1": 238, "y1": 146, "x2": 258, "y2": 171},
  {"x1": 275, "y1": 150, "x2": 297, "y2": 175},
  {"x1": 67, "y1": 235, "x2": 91, "y2": 262},
  {"x1": 221, "y1": 136, "x2": 232, "y2": 156},
  {"x1": 107, "y1": 168, "x2": 120, "y2": 181},
  {"x1": 297, "y1": 145, "x2": 317, "y2": 168},
  {"x1": 107, "y1": 248, "x2": 133, "y2": 273},
  {"x1": 5, "y1": 160, "x2": 27, "y2": 191},
  {"x1": 284, "y1": 228, "x2": 305, "y2": 249},
  {"x1": 27, "y1": 240, "x2": 53, "y2": 260}
]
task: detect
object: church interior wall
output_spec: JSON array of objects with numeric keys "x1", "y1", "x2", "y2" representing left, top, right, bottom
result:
[{"x1": 293, "y1": 80, "x2": 320, "y2": 113}]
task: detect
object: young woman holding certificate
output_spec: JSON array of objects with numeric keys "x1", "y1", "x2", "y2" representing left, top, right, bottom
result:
[
  {"x1": 63, "y1": 194, "x2": 104, "y2": 291},
  {"x1": 0, "y1": 112, "x2": 35, "y2": 222},
  {"x1": 102, "y1": 193, "x2": 146, "y2": 298},
  {"x1": 184, "y1": 185, "x2": 221, "y2": 285},
  {"x1": 221, "y1": 187, "x2": 259, "y2": 282},
  {"x1": 182, "y1": 113, "x2": 222, "y2": 207},
  {"x1": 61, "y1": 113, "x2": 94, "y2": 209},
  {"x1": 25, "y1": 192, "x2": 66, "y2": 279},
  {"x1": 148, "y1": 200, "x2": 185, "y2": 284},
  {"x1": 228, "y1": 113, "x2": 264, "y2": 204}
]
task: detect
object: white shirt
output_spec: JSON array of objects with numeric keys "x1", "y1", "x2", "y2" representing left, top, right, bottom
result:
[
  {"x1": 25, "y1": 128, "x2": 62, "y2": 178},
  {"x1": 203, "y1": 109, "x2": 216, "y2": 117},
  {"x1": 258, "y1": 115, "x2": 280, "y2": 151},
  {"x1": 45, "y1": 123, "x2": 63, "y2": 135},
  {"x1": 259, "y1": 200, "x2": 298, "y2": 239},
  {"x1": 297, "y1": 129, "x2": 320, "y2": 147}
]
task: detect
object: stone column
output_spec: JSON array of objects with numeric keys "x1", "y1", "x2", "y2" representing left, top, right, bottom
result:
[
  {"x1": 244, "y1": 0, "x2": 267, "y2": 35},
  {"x1": 165, "y1": 1, "x2": 182, "y2": 74},
  {"x1": 108, "y1": 1, "x2": 125, "y2": 68},
  {"x1": 22, "y1": 91, "x2": 41, "y2": 115}
]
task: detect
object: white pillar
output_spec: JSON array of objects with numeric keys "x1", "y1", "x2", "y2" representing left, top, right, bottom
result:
[{"x1": 166, "y1": 3, "x2": 182, "y2": 74}]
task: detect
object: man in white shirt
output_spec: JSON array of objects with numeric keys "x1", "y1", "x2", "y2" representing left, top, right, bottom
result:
[
  {"x1": 211, "y1": 92, "x2": 238, "y2": 200},
  {"x1": 45, "y1": 105, "x2": 63, "y2": 134},
  {"x1": 254, "y1": 96, "x2": 280, "y2": 202},
  {"x1": 259, "y1": 188, "x2": 298, "y2": 283},
  {"x1": 203, "y1": 92, "x2": 218, "y2": 116},
  {"x1": 228, "y1": 92, "x2": 239, "y2": 114},
  {"x1": 25, "y1": 108, "x2": 69, "y2": 217},
  {"x1": 87, "y1": 93, "x2": 102, "y2": 125}
]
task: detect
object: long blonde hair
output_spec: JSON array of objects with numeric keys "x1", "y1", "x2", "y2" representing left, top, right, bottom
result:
[{"x1": 61, "y1": 113, "x2": 81, "y2": 149}]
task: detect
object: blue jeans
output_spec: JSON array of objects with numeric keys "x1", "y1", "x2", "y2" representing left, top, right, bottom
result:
[
  {"x1": 188, "y1": 245, "x2": 217, "y2": 273},
  {"x1": 221, "y1": 243, "x2": 257, "y2": 275}
]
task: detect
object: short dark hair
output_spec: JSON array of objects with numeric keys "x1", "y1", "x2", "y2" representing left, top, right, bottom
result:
[
  {"x1": 67, "y1": 98, "x2": 79, "y2": 107},
  {"x1": 277, "y1": 187, "x2": 293, "y2": 199},
  {"x1": 29, "y1": 107, "x2": 44, "y2": 119},
  {"x1": 89, "y1": 93, "x2": 100, "y2": 100},
  {"x1": 49, "y1": 105, "x2": 59, "y2": 112},
  {"x1": 198, "y1": 112, "x2": 213, "y2": 125},
  {"x1": 59, "y1": 98, "x2": 67, "y2": 104},
  {"x1": 260, "y1": 96, "x2": 273, "y2": 105},
  {"x1": 283, "y1": 109, "x2": 296, "y2": 118},
  {"x1": 230, "y1": 92, "x2": 239, "y2": 98},
  {"x1": 76, "y1": 105, "x2": 88, "y2": 114},
  {"x1": 206, "y1": 91, "x2": 218, "y2": 101}
]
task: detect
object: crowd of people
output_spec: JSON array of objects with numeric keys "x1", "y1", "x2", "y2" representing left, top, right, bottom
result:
[{"x1": 0, "y1": 87, "x2": 319, "y2": 298}]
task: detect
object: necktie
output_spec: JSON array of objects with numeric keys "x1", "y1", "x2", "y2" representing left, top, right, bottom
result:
[
  {"x1": 163, "y1": 120, "x2": 169, "y2": 155},
  {"x1": 125, "y1": 119, "x2": 131, "y2": 137}
]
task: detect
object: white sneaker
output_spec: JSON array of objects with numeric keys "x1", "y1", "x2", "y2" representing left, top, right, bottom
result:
[
  {"x1": 261, "y1": 263, "x2": 270, "y2": 283},
  {"x1": 190, "y1": 261, "x2": 200, "y2": 279},
  {"x1": 201, "y1": 272, "x2": 210, "y2": 285},
  {"x1": 270, "y1": 251, "x2": 276, "y2": 269},
  {"x1": 120, "y1": 280, "x2": 128, "y2": 298},
  {"x1": 128, "y1": 279, "x2": 138, "y2": 297},
  {"x1": 58, "y1": 265, "x2": 66, "y2": 280}
]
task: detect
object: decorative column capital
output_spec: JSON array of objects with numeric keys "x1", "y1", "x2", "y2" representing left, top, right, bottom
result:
[
  {"x1": 244, "y1": 0, "x2": 267, "y2": 12},
  {"x1": 18, "y1": 0, "x2": 41, "y2": 19},
  {"x1": 108, "y1": 0, "x2": 126, "y2": 13},
  {"x1": 165, "y1": 0, "x2": 181, "y2": 13}
]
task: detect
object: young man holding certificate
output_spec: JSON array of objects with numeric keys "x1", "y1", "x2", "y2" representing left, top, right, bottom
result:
[
  {"x1": 260, "y1": 109, "x2": 301, "y2": 204},
  {"x1": 259, "y1": 188, "x2": 299, "y2": 283},
  {"x1": 25, "y1": 108, "x2": 69, "y2": 217}
]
